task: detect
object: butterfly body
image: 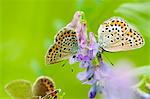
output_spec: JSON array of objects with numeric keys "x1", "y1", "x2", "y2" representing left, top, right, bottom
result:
[
  {"x1": 46, "y1": 28, "x2": 79, "y2": 64},
  {"x1": 98, "y1": 17, "x2": 144, "y2": 52}
]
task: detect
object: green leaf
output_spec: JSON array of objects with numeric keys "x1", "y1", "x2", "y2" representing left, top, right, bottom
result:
[{"x1": 5, "y1": 80, "x2": 33, "y2": 99}]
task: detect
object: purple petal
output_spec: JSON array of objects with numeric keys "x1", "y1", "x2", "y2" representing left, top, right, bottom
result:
[
  {"x1": 77, "y1": 54, "x2": 91, "y2": 61},
  {"x1": 94, "y1": 61, "x2": 113, "y2": 81},
  {"x1": 85, "y1": 79, "x2": 97, "y2": 85},
  {"x1": 77, "y1": 65, "x2": 94, "y2": 83},
  {"x1": 80, "y1": 61, "x2": 90, "y2": 68},
  {"x1": 77, "y1": 21, "x2": 87, "y2": 49},
  {"x1": 69, "y1": 56, "x2": 77, "y2": 64},
  {"x1": 88, "y1": 84, "x2": 97, "y2": 99},
  {"x1": 77, "y1": 54, "x2": 84, "y2": 61},
  {"x1": 77, "y1": 72, "x2": 87, "y2": 82},
  {"x1": 88, "y1": 32, "x2": 98, "y2": 57},
  {"x1": 67, "y1": 11, "x2": 82, "y2": 29},
  {"x1": 99, "y1": 61, "x2": 113, "y2": 75},
  {"x1": 101, "y1": 61, "x2": 137, "y2": 99},
  {"x1": 83, "y1": 55, "x2": 91, "y2": 61},
  {"x1": 87, "y1": 50, "x2": 95, "y2": 59}
]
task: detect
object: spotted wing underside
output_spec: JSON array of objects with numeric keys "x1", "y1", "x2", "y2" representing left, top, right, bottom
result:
[
  {"x1": 45, "y1": 28, "x2": 79, "y2": 64},
  {"x1": 98, "y1": 17, "x2": 144, "y2": 52}
]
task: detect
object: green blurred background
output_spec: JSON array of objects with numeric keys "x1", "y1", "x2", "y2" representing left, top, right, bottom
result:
[{"x1": 1, "y1": 0, "x2": 150, "y2": 99}]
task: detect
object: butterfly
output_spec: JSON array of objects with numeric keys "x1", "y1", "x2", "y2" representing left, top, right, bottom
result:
[
  {"x1": 98, "y1": 17, "x2": 144, "y2": 52},
  {"x1": 32, "y1": 76, "x2": 60, "y2": 99},
  {"x1": 5, "y1": 76, "x2": 60, "y2": 99},
  {"x1": 45, "y1": 27, "x2": 79, "y2": 64}
]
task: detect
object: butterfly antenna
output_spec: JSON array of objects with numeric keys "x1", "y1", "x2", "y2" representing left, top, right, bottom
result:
[
  {"x1": 61, "y1": 62, "x2": 66, "y2": 67},
  {"x1": 61, "y1": 62, "x2": 74, "y2": 72},
  {"x1": 102, "y1": 53, "x2": 114, "y2": 66},
  {"x1": 71, "y1": 66, "x2": 74, "y2": 72}
]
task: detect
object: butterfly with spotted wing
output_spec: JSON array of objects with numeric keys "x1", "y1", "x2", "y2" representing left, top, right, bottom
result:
[
  {"x1": 45, "y1": 11, "x2": 83, "y2": 64},
  {"x1": 45, "y1": 28, "x2": 79, "y2": 64},
  {"x1": 32, "y1": 76, "x2": 60, "y2": 99},
  {"x1": 98, "y1": 17, "x2": 144, "y2": 52}
]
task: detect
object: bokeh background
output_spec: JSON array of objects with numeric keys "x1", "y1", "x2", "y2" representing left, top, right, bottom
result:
[{"x1": 1, "y1": 0, "x2": 150, "y2": 99}]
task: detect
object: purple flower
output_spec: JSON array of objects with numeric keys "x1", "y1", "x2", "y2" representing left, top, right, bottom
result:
[
  {"x1": 76, "y1": 34, "x2": 98, "y2": 83},
  {"x1": 89, "y1": 83, "x2": 97, "y2": 99},
  {"x1": 77, "y1": 64, "x2": 96, "y2": 84},
  {"x1": 77, "y1": 21, "x2": 88, "y2": 49},
  {"x1": 78, "y1": 54, "x2": 143, "y2": 99},
  {"x1": 76, "y1": 32, "x2": 98, "y2": 63},
  {"x1": 67, "y1": 11, "x2": 86, "y2": 64},
  {"x1": 88, "y1": 32, "x2": 98, "y2": 58},
  {"x1": 69, "y1": 21, "x2": 98, "y2": 65},
  {"x1": 69, "y1": 22, "x2": 88, "y2": 64},
  {"x1": 66, "y1": 11, "x2": 150, "y2": 99},
  {"x1": 100, "y1": 61, "x2": 137, "y2": 99},
  {"x1": 67, "y1": 11, "x2": 83, "y2": 29}
]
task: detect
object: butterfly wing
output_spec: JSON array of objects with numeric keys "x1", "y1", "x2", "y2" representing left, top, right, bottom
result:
[
  {"x1": 5, "y1": 80, "x2": 32, "y2": 98},
  {"x1": 42, "y1": 89, "x2": 60, "y2": 99},
  {"x1": 98, "y1": 17, "x2": 144, "y2": 52},
  {"x1": 45, "y1": 28, "x2": 79, "y2": 64},
  {"x1": 32, "y1": 76, "x2": 56, "y2": 97}
]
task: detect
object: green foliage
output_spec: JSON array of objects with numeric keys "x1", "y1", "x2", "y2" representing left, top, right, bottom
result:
[{"x1": 134, "y1": 66, "x2": 150, "y2": 93}]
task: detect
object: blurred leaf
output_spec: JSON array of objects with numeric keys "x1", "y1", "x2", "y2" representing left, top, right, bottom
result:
[
  {"x1": 5, "y1": 80, "x2": 32, "y2": 99},
  {"x1": 134, "y1": 66, "x2": 150, "y2": 76},
  {"x1": 135, "y1": 75, "x2": 150, "y2": 93}
]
